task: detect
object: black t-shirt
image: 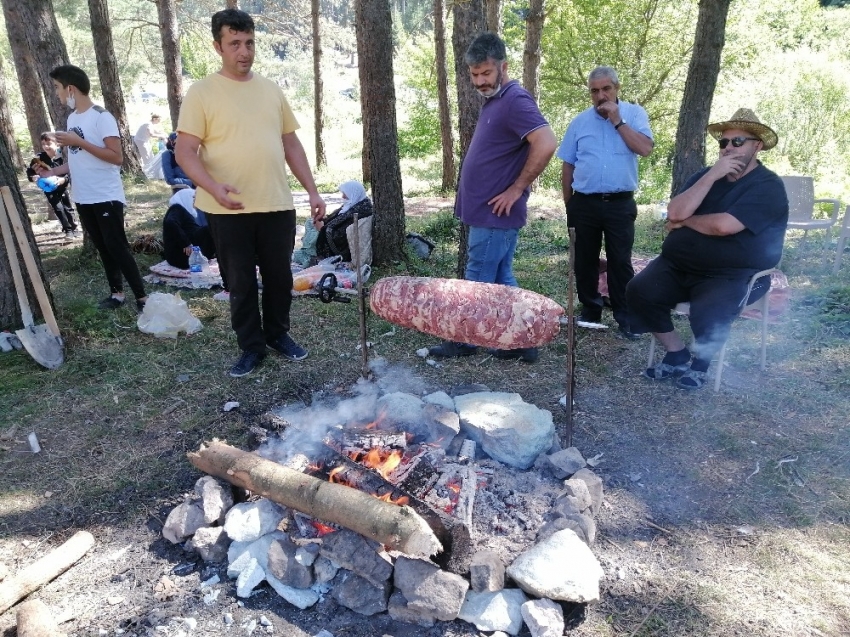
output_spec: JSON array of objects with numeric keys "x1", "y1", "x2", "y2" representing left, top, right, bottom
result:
[{"x1": 661, "y1": 163, "x2": 789, "y2": 276}]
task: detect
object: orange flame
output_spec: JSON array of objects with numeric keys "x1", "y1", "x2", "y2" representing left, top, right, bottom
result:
[
  {"x1": 376, "y1": 492, "x2": 409, "y2": 506},
  {"x1": 447, "y1": 480, "x2": 461, "y2": 494},
  {"x1": 329, "y1": 466, "x2": 346, "y2": 483},
  {"x1": 311, "y1": 521, "x2": 335, "y2": 536},
  {"x1": 362, "y1": 448, "x2": 403, "y2": 479}
]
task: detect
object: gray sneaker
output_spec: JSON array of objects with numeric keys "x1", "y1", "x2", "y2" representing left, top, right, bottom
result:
[{"x1": 644, "y1": 361, "x2": 689, "y2": 380}]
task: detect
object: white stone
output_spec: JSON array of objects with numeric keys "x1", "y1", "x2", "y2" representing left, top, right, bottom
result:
[
  {"x1": 416, "y1": 348, "x2": 429, "y2": 358},
  {"x1": 521, "y1": 598, "x2": 564, "y2": 637},
  {"x1": 224, "y1": 500, "x2": 286, "y2": 542},
  {"x1": 223, "y1": 401, "x2": 240, "y2": 412},
  {"x1": 235, "y1": 558, "x2": 265, "y2": 598},
  {"x1": 457, "y1": 589, "x2": 527, "y2": 635},
  {"x1": 265, "y1": 574, "x2": 320, "y2": 609},
  {"x1": 194, "y1": 476, "x2": 234, "y2": 524},
  {"x1": 506, "y1": 529, "x2": 603, "y2": 603},
  {"x1": 162, "y1": 500, "x2": 205, "y2": 544},
  {"x1": 422, "y1": 391, "x2": 455, "y2": 412}
]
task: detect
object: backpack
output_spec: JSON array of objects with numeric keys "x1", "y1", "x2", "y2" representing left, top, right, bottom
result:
[{"x1": 316, "y1": 198, "x2": 374, "y2": 262}]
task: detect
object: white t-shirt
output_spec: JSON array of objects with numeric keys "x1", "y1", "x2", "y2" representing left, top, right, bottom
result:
[{"x1": 66, "y1": 105, "x2": 125, "y2": 204}]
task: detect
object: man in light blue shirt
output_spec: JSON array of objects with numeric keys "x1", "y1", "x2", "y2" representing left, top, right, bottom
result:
[{"x1": 558, "y1": 66, "x2": 653, "y2": 338}]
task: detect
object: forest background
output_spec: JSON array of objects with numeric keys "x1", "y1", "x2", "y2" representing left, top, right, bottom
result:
[{"x1": 2, "y1": 0, "x2": 850, "y2": 210}]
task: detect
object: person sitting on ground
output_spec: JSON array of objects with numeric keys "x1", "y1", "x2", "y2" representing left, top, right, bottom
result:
[
  {"x1": 162, "y1": 188, "x2": 216, "y2": 269},
  {"x1": 315, "y1": 180, "x2": 373, "y2": 263},
  {"x1": 625, "y1": 108, "x2": 789, "y2": 390},
  {"x1": 26, "y1": 132, "x2": 80, "y2": 241},
  {"x1": 161, "y1": 132, "x2": 195, "y2": 189}
]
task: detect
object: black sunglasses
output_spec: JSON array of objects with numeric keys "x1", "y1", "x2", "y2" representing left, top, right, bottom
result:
[{"x1": 718, "y1": 136, "x2": 760, "y2": 149}]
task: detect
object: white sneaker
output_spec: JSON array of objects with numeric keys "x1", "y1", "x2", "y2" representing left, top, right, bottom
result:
[{"x1": 213, "y1": 291, "x2": 230, "y2": 301}]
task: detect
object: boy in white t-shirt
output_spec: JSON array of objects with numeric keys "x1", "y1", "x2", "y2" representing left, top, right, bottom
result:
[{"x1": 40, "y1": 65, "x2": 148, "y2": 311}]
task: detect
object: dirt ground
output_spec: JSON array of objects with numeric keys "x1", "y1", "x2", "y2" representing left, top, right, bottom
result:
[{"x1": 1, "y1": 191, "x2": 848, "y2": 637}]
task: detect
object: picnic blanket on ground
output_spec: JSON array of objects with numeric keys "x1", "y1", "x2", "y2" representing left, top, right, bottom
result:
[
  {"x1": 144, "y1": 259, "x2": 223, "y2": 290},
  {"x1": 598, "y1": 257, "x2": 791, "y2": 323}
]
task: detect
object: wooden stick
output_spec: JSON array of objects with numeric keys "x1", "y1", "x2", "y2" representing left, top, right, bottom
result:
[
  {"x1": 16, "y1": 598, "x2": 66, "y2": 637},
  {"x1": 351, "y1": 211, "x2": 370, "y2": 379},
  {"x1": 187, "y1": 440, "x2": 442, "y2": 558},
  {"x1": 0, "y1": 531, "x2": 94, "y2": 615},
  {"x1": 563, "y1": 227, "x2": 577, "y2": 448}
]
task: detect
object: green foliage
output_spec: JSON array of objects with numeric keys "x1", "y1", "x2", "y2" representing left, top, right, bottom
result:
[
  {"x1": 800, "y1": 285, "x2": 850, "y2": 338},
  {"x1": 181, "y1": 30, "x2": 220, "y2": 81},
  {"x1": 419, "y1": 208, "x2": 459, "y2": 242}
]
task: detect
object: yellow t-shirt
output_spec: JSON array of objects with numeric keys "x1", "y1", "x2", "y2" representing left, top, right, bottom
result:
[{"x1": 178, "y1": 72, "x2": 299, "y2": 214}]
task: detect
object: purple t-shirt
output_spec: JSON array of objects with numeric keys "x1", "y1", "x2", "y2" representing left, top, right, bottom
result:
[{"x1": 456, "y1": 81, "x2": 549, "y2": 229}]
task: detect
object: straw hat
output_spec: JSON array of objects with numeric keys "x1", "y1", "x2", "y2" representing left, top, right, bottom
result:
[{"x1": 706, "y1": 108, "x2": 778, "y2": 150}]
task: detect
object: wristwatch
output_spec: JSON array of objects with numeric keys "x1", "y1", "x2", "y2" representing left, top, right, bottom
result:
[{"x1": 614, "y1": 121, "x2": 626, "y2": 130}]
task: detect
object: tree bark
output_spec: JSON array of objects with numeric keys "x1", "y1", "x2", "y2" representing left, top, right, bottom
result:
[
  {"x1": 87, "y1": 0, "x2": 144, "y2": 178},
  {"x1": 155, "y1": 0, "x2": 182, "y2": 132},
  {"x1": 188, "y1": 441, "x2": 442, "y2": 558},
  {"x1": 226, "y1": 0, "x2": 238, "y2": 8},
  {"x1": 1, "y1": 0, "x2": 52, "y2": 155},
  {"x1": 0, "y1": 56, "x2": 23, "y2": 170},
  {"x1": 12, "y1": 0, "x2": 69, "y2": 132},
  {"x1": 522, "y1": 0, "x2": 544, "y2": 101},
  {"x1": 451, "y1": 0, "x2": 486, "y2": 278},
  {"x1": 0, "y1": 138, "x2": 39, "y2": 329},
  {"x1": 0, "y1": 531, "x2": 95, "y2": 615},
  {"x1": 312, "y1": 0, "x2": 326, "y2": 168},
  {"x1": 485, "y1": 0, "x2": 502, "y2": 33},
  {"x1": 671, "y1": 0, "x2": 731, "y2": 197},
  {"x1": 355, "y1": 0, "x2": 405, "y2": 265},
  {"x1": 434, "y1": 0, "x2": 455, "y2": 193}
]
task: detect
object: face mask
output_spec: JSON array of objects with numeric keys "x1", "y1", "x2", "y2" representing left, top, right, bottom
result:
[{"x1": 66, "y1": 90, "x2": 76, "y2": 110}]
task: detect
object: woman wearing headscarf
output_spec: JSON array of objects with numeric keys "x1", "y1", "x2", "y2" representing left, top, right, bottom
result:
[
  {"x1": 162, "y1": 188, "x2": 216, "y2": 269},
  {"x1": 316, "y1": 180, "x2": 373, "y2": 262}
]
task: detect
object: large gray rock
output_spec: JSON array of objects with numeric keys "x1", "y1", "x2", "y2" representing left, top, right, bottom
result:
[
  {"x1": 375, "y1": 392, "x2": 425, "y2": 431},
  {"x1": 235, "y1": 557, "x2": 265, "y2": 598},
  {"x1": 506, "y1": 529, "x2": 603, "y2": 603},
  {"x1": 422, "y1": 391, "x2": 455, "y2": 412},
  {"x1": 546, "y1": 447, "x2": 586, "y2": 479},
  {"x1": 457, "y1": 589, "x2": 527, "y2": 635},
  {"x1": 319, "y1": 530, "x2": 392, "y2": 587},
  {"x1": 521, "y1": 598, "x2": 565, "y2": 637},
  {"x1": 469, "y1": 550, "x2": 505, "y2": 593},
  {"x1": 186, "y1": 525, "x2": 230, "y2": 563},
  {"x1": 223, "y1": 500, "x2": 286, "y2": 542},
  {"x1": 424, "y1": 404, "x2": 461, "y2": 448},
  {"x1": 162, "y1": 500, "x2": 205, "y2": 544},
  {"x1": 571, "y1": 468, "x2": 603, "y2": 516},
  {"x1": 561, "y1": 478, "x2": 592, "y2": 514},
  {"x1": 266, "y1": 573, "x2": 320, "y2": 609},
  {"x1": 455, "y1": 392, "x2": 555, "y2": 469},
  {"x1": 387, "y1": 590, "x2": 435, "y2": 627},
  {"x1": 193, "y1": 476, "x2": 234, "y2": 524},
  {"x1": 332, "y1": 571, "x2": 391, "y2": 616},
  {"x1": 313, "y1": 556, "x2": 340, "y2": 583},
  {"x1": 267, "y1": 537, "x2": 314, "y2": 588},
  {"x1": 394, "y1": 556, "x2": 469, "y2": 622},
  {"x1": 227, "y1": 530, "x2": 288, "y2": 578}
]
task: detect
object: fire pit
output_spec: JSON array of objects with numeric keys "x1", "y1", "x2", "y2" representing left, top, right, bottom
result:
[{"x1": 162, "y1": 364, "x2": 605, "y2": 634}]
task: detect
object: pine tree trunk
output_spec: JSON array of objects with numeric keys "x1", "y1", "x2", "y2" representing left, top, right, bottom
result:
[
  {"x1": 451, "y1": 0, "x2": 486, "y2": 278},
  {"x1": 0, "y1": 57, "x2": 24, "y2": 170},
  {"x1": 434, "y1": 0, "x2": 455, "y2": 193},
  {"x1": 87, "y1": 0, "x2": 144, "y2": 178},
  {"x1": 155, "y1": 0, "x2": 183, "y2": 132},
  {"x1": 226, "y1": 0, "x2": 238, "y2": 8},
  {"x1": 2, "y1": 0, "x2": 52, "y2": 154},
  {"x1": 355, "y1": 0, "x2": 405, "y2": 265},
  {"x1": 312, "y1": 0, "x2": 326, "y2": 168},
  {"x1": 485, "y1": 0, "x2": 502, "y2": 33},
  {"x1": 13, "y1": 0, "x2": 70, "y2": 132},
  {"x1": 522, "y1": 0, "x2": 544, "y2": 101},
  {"x1": 671, "y1": 0, "x2": 731, "y2": 196}
]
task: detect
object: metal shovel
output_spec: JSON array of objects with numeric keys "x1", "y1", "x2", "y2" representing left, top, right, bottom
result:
[{"x1": 0, "y1": 186, "x2": 64, "y2": 369}]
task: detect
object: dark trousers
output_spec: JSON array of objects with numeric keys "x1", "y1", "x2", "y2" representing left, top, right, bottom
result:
[
  {"x1": 207, "y1": 210, "x2": 296, "y2": 354},
  {"x1": 566, "y1": 193, "x2": 637, "y2": 326},
  {"x1": 626, "y1": 256, "x2": 770, "y2": 361},
  {"x1": 76, "y1": 201, "x2": 146, "y2": 299},
  {"x1": 45, "y1": 189, "x2": 77, "y2": 232}
]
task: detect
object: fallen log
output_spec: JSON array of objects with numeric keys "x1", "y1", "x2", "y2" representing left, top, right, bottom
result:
[
  {"x1": 16, "y1": 599, "x2": 65, "y2": 637},
  {"x1": 187, "y1": 440, "x2": 443, "y2": 558},
  {"x1": 0, "y1": 531, "x2": 94, "y2": 615}
]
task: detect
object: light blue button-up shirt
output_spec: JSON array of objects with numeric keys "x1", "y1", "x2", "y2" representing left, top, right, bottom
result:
[{"x1": 557, "y1": 100, "x2": 653, "y2": 194}]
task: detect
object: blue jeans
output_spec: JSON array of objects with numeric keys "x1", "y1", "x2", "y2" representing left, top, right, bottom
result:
[{"x1": 465, "y1": 226, "x2": 519, "y2": 287}]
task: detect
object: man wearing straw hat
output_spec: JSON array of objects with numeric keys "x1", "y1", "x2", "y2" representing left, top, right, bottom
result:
[{"x1": 626, "y1": 108, "x2": 789, "y2": 390}]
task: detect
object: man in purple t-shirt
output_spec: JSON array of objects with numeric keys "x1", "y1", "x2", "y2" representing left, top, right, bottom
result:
[{"x1": 428, "y1": 32, "x2": 556, "y2": 363}]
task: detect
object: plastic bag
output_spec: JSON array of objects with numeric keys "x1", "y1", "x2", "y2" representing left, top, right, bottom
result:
[{"x1": 137, "y1": 292, "x2": 202, "y2": 338}]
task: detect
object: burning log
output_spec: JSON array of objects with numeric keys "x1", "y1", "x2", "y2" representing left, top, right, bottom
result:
[
  {"x1": 188, "y1": 440, "x2": 443, "y2": 558},
  {"x1": 0, "y1": 531, "x2": 94, "y2": 615}
]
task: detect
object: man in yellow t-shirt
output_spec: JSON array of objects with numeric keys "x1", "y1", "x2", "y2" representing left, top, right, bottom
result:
[{"x1": 176, "y1": 8, "x2": 326, "y2": 378}]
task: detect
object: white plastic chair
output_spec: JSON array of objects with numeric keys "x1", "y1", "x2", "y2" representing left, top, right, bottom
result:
[
  {"x1": 646, "y1": 268, "x2": 779, "y2": 392},
  {"x1": 781, "y1": 176, "x2": 841, "y2": 265},
  {"x1": 833, "y1": 206, "x2": 850, "y2": 275}
]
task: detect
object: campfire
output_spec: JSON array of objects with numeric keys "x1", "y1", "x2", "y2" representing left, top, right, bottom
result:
[{"x1": 162, "y1": 367, "x2": 605, "y2": 633}]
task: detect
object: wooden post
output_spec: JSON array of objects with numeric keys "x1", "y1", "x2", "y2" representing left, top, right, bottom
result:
[{"x1": 563, "y1": 227, "x2": 577, "y2": 448}]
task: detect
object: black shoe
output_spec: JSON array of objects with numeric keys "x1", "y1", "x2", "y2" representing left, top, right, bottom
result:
[
  {"x1": 488, "y1": 347, "x2": 539, "y2": 363},
  {"x1": 578, "y1": 308, "x2": 602, "y2": 323},
  {"x1": 229, "y1": 350, "x2": 266, "y2": 377},
  {"x1": 617, "y1": 325, "x2": 641, "y2": 340},
  {"x1": 136, "y1": 299, "x2": 147, "y2": 312},
  {"x1": 428, "y1": 341, "x2": 478, "y2": 358},
  {"x1": 267, "y1": 333, "x2": 308, "y2": 361},
  {"x1": 97, "y1": 296, "x2": 125, "y2": 310}
]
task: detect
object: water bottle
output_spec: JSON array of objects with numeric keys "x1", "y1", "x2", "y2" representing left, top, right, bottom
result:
[
  {"x1": 189, "y1": 246, "x2": 203, "y2": 285},
  {"x1": 656, "y1": 200, "x2": 668, "y2": 220}
]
